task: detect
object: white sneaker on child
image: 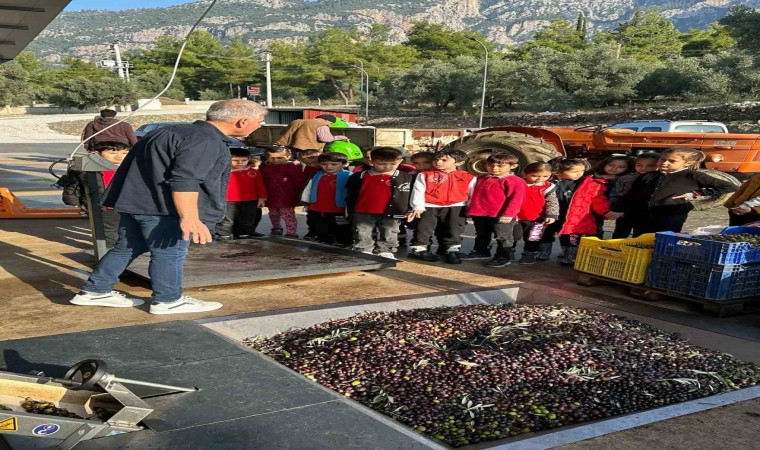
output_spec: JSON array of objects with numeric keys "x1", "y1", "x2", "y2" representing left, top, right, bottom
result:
[
  {"x1": 149, "y1": 296, "x2": 223, "y2": 315},
  {"x1": 377, "y1": 252, "x2": 396, "y2": 260},
  {"x1": 70, "y1": 291, "x2": 144, "y2": 308}
]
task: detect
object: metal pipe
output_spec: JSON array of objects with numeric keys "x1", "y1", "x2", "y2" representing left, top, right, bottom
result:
[
  {"x1": 110, "y1": 376, "x2": 198, "y2": 393},
  {"x1": 351, "y1": 64, "x2": 369, "y2": 122},
  {"x1": 468, "y1": 37, "x2": 488, "y2": 129}
]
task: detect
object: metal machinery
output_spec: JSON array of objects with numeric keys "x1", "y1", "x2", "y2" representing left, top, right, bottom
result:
[
  {"x1": 0, "y1": 359, "x2": 195, "y2": 449},
  {"x1": 68, "y1": 153, "x2": 116, "y2": 260}
]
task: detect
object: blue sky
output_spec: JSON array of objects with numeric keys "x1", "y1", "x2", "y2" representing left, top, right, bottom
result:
[{"x1": 65, "y1": 0, "x2": 195, "y2": 11}]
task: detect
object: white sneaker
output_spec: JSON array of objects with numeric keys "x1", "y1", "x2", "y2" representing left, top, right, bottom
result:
[
  {"x1": 377, "y1": 252, "x2": 396, "y2": 260},
  {"x1": 70, "y1": 291, "x2": 144, "y2": 308},
  {"x1": 149, "y1": 296, "x2": 223, "y2": 315}
]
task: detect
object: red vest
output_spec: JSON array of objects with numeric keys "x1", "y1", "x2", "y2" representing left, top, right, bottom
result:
[{"x1": 422, "y1": 170, "x2": 473, "y2": 206}]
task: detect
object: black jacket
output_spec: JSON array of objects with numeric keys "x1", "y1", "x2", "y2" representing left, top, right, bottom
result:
[
  {"x1": 103, "y1": 121, "x2": 234, "y2": 224},
  {"x1": 623, "y1": 169, "x2": 737, "y2": 216},
  {"x1": 345, "y1": 169, "x2": 414, "y2": 219}
]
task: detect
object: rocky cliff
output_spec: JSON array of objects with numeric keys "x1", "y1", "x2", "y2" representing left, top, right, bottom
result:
[{"x1": 28, "y1": 0, "x2": 760, "y2": 61}]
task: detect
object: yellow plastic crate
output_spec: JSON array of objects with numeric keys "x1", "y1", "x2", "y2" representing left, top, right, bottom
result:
[{"x1": 574, "y1": 234, "x2": 656, "y2": 284}]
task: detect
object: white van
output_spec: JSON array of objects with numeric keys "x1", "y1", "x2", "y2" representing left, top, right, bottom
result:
[{"x1": 608, "y1": 120, "x2": 728, "y2": 133}]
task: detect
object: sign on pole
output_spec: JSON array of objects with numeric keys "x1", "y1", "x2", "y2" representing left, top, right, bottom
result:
[{"x1": 247, "y1": 86, "x2": 261, "y2": 96}]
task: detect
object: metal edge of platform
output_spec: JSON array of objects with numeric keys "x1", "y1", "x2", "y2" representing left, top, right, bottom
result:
[
  {"x1": 123, "y1": 237, "x2": 397, "y2": 288},
  {"x1": 479, "y1": 385, "x2": 760, "y2": 450},
  {"x1": 198, "y1": 286, "x2": 521, "y2": 341}
]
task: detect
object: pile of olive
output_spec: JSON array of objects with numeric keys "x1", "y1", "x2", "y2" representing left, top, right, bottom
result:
[
  {"x1": 701, "y1": 233, "x2": 760, "y2": 247},
  {"x1": 21, "y1": 398, "x2": 82, "y2": 419}
]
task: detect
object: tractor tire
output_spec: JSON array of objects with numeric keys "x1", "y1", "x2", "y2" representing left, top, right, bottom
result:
[
  {"x1": 444, "y1": 131, "x2": 562, "y2": 175},
  {"x1": 691, "y1": 169, "x2": 741, "y2": 211}
]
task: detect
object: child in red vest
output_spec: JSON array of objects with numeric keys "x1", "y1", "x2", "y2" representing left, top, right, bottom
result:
[
  {"x1": 514, "y1": 162, "x2": 559, "y2": 265},
  {"x1": 260, "y1": 147, "x2": 302, "y2": 237},
  {"x1": 216, "y1": 147, "x2": 267, "y2": 240},
  {"x1": 407, "y1": 149, "x2": 475, "y2": 264},
  {"x1": 300, "y1": 152, "x2": 352, "y2": 246},
  {"x1": 463, "y1": 152, "x2": 527, "y2": 268},
  {"x1": 296, "y1": 149, "x2": 322, "y2": 241},
  {"x1": 346, "y1": 147, "x2": 415, "y2": 259}
]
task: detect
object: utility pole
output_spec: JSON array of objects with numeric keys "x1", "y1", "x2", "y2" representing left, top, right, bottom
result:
[
  {"x1": 263, "y1": 51, "x2": 273, "y2": 108},
  {"x1": 112, "y1": 40, "x2": 125, "y2": 80},
  {"x1": 355, "y1": 60, "x2": 364, "y2": 100},
  {"x1": 468, "y1": 36, "x2": 488, "y2": 129}
]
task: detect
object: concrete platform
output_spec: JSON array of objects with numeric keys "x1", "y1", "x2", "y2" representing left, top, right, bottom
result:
[
  {"x1": 0, "y1": 321, "x2": 443, "y2": 450},
  {"x1": 127, "y1": 238, "x2": 396, "y2": 288}
]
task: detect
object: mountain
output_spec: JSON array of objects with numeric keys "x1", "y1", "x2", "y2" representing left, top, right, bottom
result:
[{"x1": 28, "y1": 0, "x2": 760, "y2": 61}]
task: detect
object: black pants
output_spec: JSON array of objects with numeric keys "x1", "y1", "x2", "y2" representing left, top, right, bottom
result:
[
  {"x1": 411, "y1": 206, "x2": 466, "y2": 251},
  {"x1": 612, "y1": 216, "x2": 633, "y2": 239},
  {"x1": 513, "y1": 220, "x2": 548, "y2": 252},
  {"x1": 472, "y1": 216, "x2": 515, "y2": 257},
  {"x1": 540, "y1": 219, "x2": 563, "y2": 244},
  {"x1": 307, "y1": 210, "x2": 351, "y2": 245},
  {"x1": 102, "y1": 208, "x2": 121, "y2": 248},
  {"x1": 729, "y1": 211, "x2": 760, "y2": 226},
  {"x1": 631, "y1": 213, "x2": 688, "y2": 237},
  {"x1": 216, "y1": 201, "x2": 261, "y2": 238}
]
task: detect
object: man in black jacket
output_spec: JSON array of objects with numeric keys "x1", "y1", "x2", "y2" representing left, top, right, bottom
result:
[
  {"x1": 345, "y1": 147, "x2": 413, "y2": 259},
  {"x1": 70, "y1": 99, "x2": 268, "y2": 314}
]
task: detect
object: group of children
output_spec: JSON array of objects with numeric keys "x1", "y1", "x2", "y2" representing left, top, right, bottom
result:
[{"x1": 67, "y1": 141, "x2": 754, "y2": 269}]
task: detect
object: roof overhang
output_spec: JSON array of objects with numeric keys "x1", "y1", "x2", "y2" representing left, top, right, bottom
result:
[{"x1": 0, "y1": 1, "x2": 71, "y2": 63}]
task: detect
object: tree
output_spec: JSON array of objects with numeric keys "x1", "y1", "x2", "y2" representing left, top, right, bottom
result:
[
  {"x1": 515, "y1": 19, "x2": 588, "y2": 57},
  {"x1": 719, "y1": 5, "x2": 760, "y2": 53},
  {"x1": 50, "y1": 77, "x2": 137, "y2": 109},
  {"x1": 133, "y1": 70, "x2": 186, "y2": 100},
  {"x1": 635, "y1": 57, "x2": 730, "y2": 101},
  {"x1": 404, "y1": 22, "x2": 494, "y2": 61},
  {"x1": 0, "y1": 63, "x2": 35, "y2": 107},
  {"x1": 607, "y1": 9, "x2": 683, "y2": 62},
  {"x1": 681, "y1": 24, "x2": 735, "y2": 57},
  {"x1": 381, "y1": 57, "x2": 480, "y2": 112}
]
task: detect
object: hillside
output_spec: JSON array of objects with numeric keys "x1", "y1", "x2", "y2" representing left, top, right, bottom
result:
[{"x1": 28, "y1": 0, "x2": 760, "y2": 61}]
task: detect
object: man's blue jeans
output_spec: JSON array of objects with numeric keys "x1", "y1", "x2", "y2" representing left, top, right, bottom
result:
[{"x1": 82, "y1": 213, "x2": 189, "y2": 303}]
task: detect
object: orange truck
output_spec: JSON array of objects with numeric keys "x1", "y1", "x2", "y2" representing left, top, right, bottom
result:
[{"x1": 447, "y1": 125, "x2": 760, "y2": 179}]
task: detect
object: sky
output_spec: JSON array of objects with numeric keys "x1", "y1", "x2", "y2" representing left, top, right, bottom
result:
[{"x1": 65, "y1": 0, "x2": 196, "y2": 11}]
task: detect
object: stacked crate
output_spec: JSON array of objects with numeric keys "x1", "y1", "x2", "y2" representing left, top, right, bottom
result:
[
  {"x1": 575, "y1": 234, "x2": 656, "y2": 284},
  {"x1": 647, "y1": 227, "x2": 760, "y2": 301}
]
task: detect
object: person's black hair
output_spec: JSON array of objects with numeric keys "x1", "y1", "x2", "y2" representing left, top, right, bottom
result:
[
  {"x1": 369, "y1": 146, "x2": 403, "y2": 162},
  {"x1": 317, "y1": 152, "x2": 348, "y2": 164},
  {"x1": 433, "y1": 148, "x2": 468, "y2": 163},
  {"x1": 594, "y1": 155, "x2": 634, "y2": 176},
  {"x1": 523, "y1": 162, "x2": 553, "y2": 174},
  {"x1": 93, "y1": 141, "x2": 129, "y2": 152},
  {"x1": 661, "y1": 147, "x2": 706, "y2": 166},
  {"x1": 486, "y1": 151, "x2": 519, "y2": 165},
  {"x1": 553, "y1": 158, "x2": 590, "y2": 173},
  {"x1": 100, "y1": 109, "x2": 117, "y2": 118},
  {"x1": 411, "y1": 151, "x2": 435, "y2": 161},
  {"x1": 636, "y1": 152, "x2": 660, "y2": 162},
  {"x1": 230, "y1": 147, "x2": 252, "y2": 158},
  {"x1": 315, "y1": 114, "x2": 337, "y2": 123}
]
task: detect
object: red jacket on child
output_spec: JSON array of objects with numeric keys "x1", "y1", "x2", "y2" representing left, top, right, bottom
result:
[
  {"x1": 559, "y1": 175, "x2": 610, "y2": 236},
  {"x1": 227, "y1": 168, "x2": 267, "y2": 202},
  {"x1": 467, "y1": 175, "x2": 527, "y2": 218}
]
